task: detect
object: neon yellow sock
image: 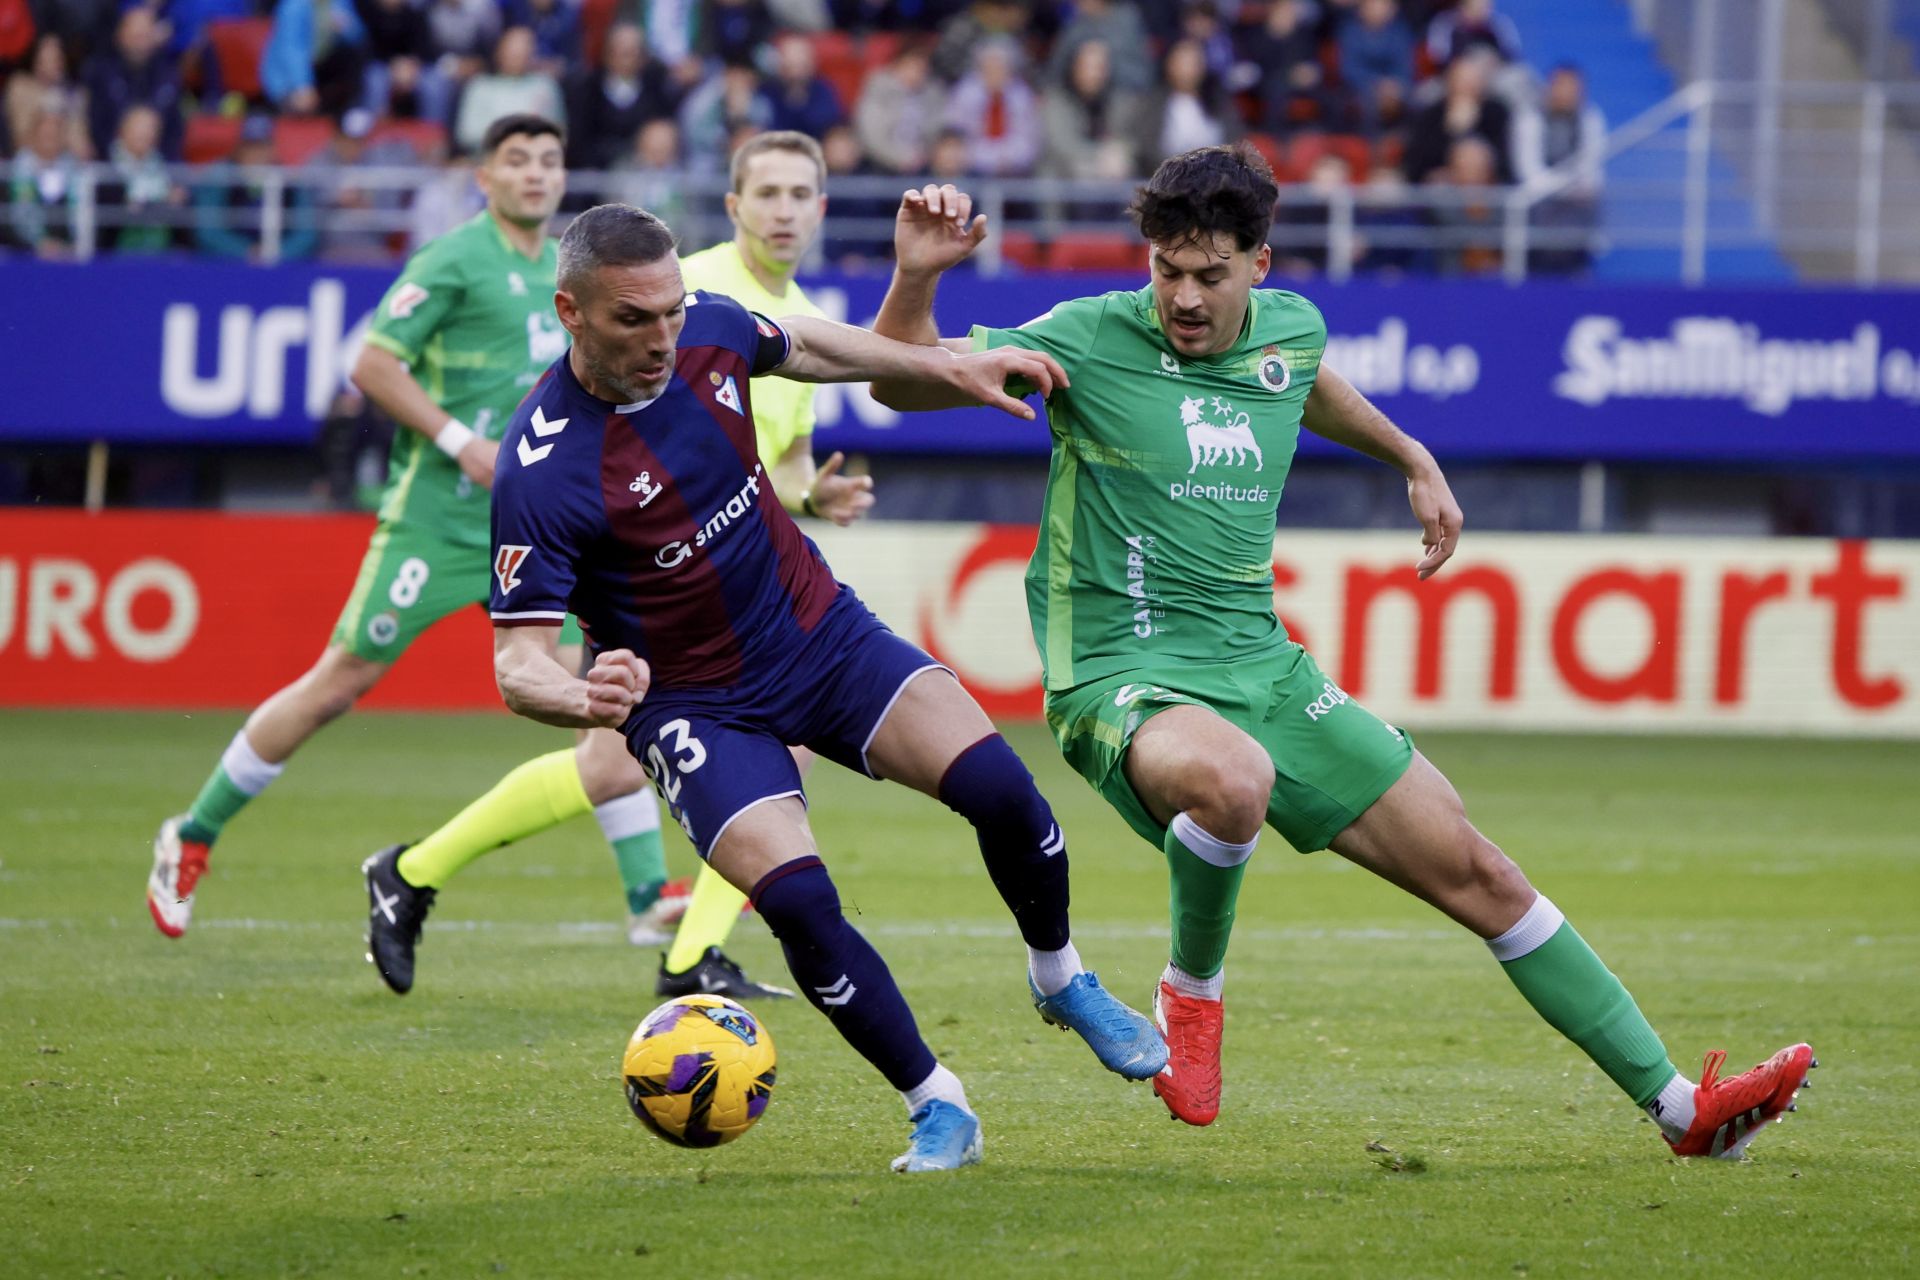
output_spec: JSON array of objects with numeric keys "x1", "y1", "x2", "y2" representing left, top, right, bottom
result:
[
  {"x1": 398, "y1": 749, "x2": 591, "y2": 889},
  {"x1": 663, "y1": 865, "x2": 749, "y2": 972}
]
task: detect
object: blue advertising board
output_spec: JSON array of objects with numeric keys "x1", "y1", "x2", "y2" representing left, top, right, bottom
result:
[{"x1": 2, "y1": 258, "x2": 1917, "y2": 461}]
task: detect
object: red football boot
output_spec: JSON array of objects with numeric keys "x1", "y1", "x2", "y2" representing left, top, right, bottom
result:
[
  {"x1": 1665, "y1": 1043, "x2": 1816, "y2": 1158},
  {"x1": 147, "y1": 815, "x2": 210, "y2": 938},
  {"x1": 1152, "y1": 980, "x2": 1224, "y2": 1126}
]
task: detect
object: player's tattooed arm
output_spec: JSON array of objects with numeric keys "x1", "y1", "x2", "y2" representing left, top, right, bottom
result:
[
  {"x1": 1302, "y1": 364, "x2": 1464, "y2": 580},
  {"x1": 352, "y1": 345, "x2": 500, "y2": 489},
  {"x1": 494, "y1": 625, "x2": 649, "y2": 729},
  {"x1": 778, "y1": 316, "x2": 1066, "y2": 420}
]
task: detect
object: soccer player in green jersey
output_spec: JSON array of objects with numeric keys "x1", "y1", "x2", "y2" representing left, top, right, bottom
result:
[
  {"x1": 360, "y1": 132, "x2": 879, "y2": 1001},
  {"x1": 870, "y1": 146, "x2": 1814, "y2": 1159},
  {"x1": 145, "y1": 114, "x2": 670, "y2": 944}
]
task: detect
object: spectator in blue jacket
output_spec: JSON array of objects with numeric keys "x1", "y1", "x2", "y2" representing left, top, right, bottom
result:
[
  {"x1": 85, "y1": 5, "x2": 183, "y2": 160},
  {"x1": 1426, "y1": 0, "x2": 1522, "y2": 68},
  {"x1": 503, "y1": 0, "x2": 578, "y2": 75},
  {"x1": 760, "y1": 31, "x2": 843, "y2": 139},
  {"x1": 262, "y1": 0, "x2": 369, "y2": 118},
  {"x1": 1337, "y1": 0, "x2": 1413, "y2": 135}
]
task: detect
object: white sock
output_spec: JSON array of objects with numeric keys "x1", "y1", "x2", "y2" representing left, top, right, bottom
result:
[
  {"x1": 221, "y1": 730, "x2": 284, "y2": 795},
  {"x1": 1485, "y1": 894, "x2": 1566, "y2": 962},
  {"x1": 1647, "y1": 1072, "x2": 1697, "y2": 1142},
  {"x1": 592, "y1": 788, "x2": 660, "y2": 841},
  {"x1": 1163, "y1": 961, "x2": 1223, "y2": 1001},
  {"x1": 1169, "y1": 811, "x2": 1258, "y2": 867},
  {"x1": 902, "y1": 1063, "x2": 970, "y2": 1116},
  {"x1": 1027, "y1": 939, "x2": 1084, "y2": 997}
]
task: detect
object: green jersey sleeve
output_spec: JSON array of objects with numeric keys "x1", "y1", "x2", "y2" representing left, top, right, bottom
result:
[
  {"x1": 969, "y1": 294, "x2": 1110, "y2": 400},
  {"x1": 970, "y1": 294, "x2": 1109, "y2": 364},
  {"x1": 365, "y1": 239, "x2": 467, "y2": 365}
]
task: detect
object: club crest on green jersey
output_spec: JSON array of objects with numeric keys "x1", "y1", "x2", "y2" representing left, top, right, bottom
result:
[{"x1": 1257, "y1": 344, "x2": 1292, "y2": 393}]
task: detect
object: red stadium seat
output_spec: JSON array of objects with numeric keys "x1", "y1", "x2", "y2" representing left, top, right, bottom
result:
[
  {"x1": 1245, "y1": 132, "x2": 1287, "y2": 179},
  {"x1": 1047, "y1": 233, "x2": 1143, "y2": 273},
  {"x1": 205, "y1": 17, "x2": 272, "y2": 100},
  {"x1": 183, "y1": 113, "x2": 243, "y2": 164},
  {"x1": 998, "y1": 230, "x2": 1046, "y2": 270},
  {"x1": 860, "y1": 32, "x2": 906, "y2": 70},
  {"x1": 272, "y1": 116, "x2": 336, "y2": 165},
  {"x1": 1287, "y1": 132, "x2": 1370, "y2": 184},
  {"x1": 369, "y1": 117, "x2": 450, "y2": 160},
  {"x1": 811, "y1": 31, "x2": 864, "y2": 118}
]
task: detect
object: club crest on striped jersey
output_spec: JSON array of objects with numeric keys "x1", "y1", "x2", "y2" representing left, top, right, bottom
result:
[
  {"x1": 709, "y1": 370, "x2": 743, "y2": 416},
  {"x1": 494, "y1": 544, "x2": 532, "y2": 595}
]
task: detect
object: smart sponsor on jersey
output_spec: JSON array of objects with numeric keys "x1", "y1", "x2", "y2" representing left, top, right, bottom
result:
[{"x1": 654, "y1": 465, "x2": 767, "y2": 570}]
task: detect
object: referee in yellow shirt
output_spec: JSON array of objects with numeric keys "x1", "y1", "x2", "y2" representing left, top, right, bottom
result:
[{"x1": 367, "y1": 132, "x2": 879, "y2": 1002}]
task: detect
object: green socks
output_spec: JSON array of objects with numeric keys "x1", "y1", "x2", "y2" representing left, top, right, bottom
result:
[
  {"x1": 1489, "y1": 895, "x2": 1679, "y2": 1107},
  {"x1": 594, "y1": 790, "x2": 668, "y2": 913},
  {"x1": 1163, "y1": 812, "x2": 1257, "y2": 981},
  {"x1": 180, "y1": 730, "x2": 284, "y2": 846}
]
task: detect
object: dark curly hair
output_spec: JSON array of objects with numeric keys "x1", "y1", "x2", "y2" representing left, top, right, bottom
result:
[{"x1": 1130, "y1": 143, "x2": 1277, "y2": 253}]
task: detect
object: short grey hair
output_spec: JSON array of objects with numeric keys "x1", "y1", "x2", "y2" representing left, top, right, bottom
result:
[{"x1": 557, "y1": 203, "x2": 678, "y2": 296}]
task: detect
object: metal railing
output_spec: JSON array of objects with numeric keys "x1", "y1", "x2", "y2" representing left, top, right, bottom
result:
[
  {"x1": 12, "y1": 161, "x2": 1603, "y2": 281},
  {"x1": 13, "y1": 79, "x2": 1918, "y2": 284}
]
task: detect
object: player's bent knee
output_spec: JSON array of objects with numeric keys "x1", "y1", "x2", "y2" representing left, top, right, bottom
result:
[
  {"x1": 937, "y1": 734, "x2": 1050, "y2": 829},
  {"x1": 750, "y1": 856, "x2": 844, "y2": 949},
  {"x1": 1188, "y1": 751, "x2": 1273, "y2": 836}
]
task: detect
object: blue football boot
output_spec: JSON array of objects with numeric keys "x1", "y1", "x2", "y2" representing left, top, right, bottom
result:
[
  {"x1": 890, "y1": 1100, "x2": 984, "y2": 1173},
  {"x1": 1031, "y1": 971, "x2": 1169, "y2": 1080}
]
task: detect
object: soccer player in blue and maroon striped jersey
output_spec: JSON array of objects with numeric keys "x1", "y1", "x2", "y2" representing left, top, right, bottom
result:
[{"x1": 362, "y1": 203, "x2": 1167, "y2": 1174}]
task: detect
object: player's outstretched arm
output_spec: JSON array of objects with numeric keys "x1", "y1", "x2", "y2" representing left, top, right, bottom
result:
[
  {"x1": 777, "y1": 316, "x2": 1066, "y2": 419},
  {"x1": 1302, "y1": 364, "x2": 1464, "y2": 579},
  {"x1": 493, "y1": 625, "x2": 649, "y2": 729},
  {"x1": 352, "y1": 345, "x2": 500, "y2": 489}
]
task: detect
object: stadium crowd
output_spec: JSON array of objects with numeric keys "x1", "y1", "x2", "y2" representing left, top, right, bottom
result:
[{"x1": 0, "y1": 0, "x2": 1604, "y2": 273}]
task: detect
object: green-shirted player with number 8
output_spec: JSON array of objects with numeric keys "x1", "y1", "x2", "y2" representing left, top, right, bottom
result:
[
  {"x1": 872, "y1": 145, "x2": 1814, "y2": 1159},
  {"x1": 145, "y1": 115, "x2": 602, "y2": 935}
]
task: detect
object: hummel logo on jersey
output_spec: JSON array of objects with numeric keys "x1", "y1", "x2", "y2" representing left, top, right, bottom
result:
[
  {"x1": 1182, "y1": 395, "x2": 1263, "y2": 473},
  {"x1": 816, "y1": 975, "x2": 857, "y2": 1006},
  {"x1": 494, "y1": 544, "x2": 531, "y2": 595},
  {"x1": 1040, "y1": 824, "x2": 1064, "y2": 857},
  {"x1": 372, "y1": 885, "x2": 401, "y2": 925},
  {"x1": 388, "y1": 282, "x2": 428, "y2": 319},
  {"x1": 516, "y1": 406, "x2": 569, "y2": 466},
  {"x1": 629, "y1": 471, "x2": 664, "y2": 508}
]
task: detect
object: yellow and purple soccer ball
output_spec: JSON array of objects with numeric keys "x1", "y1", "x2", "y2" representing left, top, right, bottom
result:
[{"x1": 622, "y1": 994, "x2": 777, "y2": 1147}]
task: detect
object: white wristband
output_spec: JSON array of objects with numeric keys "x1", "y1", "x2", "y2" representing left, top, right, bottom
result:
[{"x1": 434, "y1": 418, "x2": 475, "y2": 459}]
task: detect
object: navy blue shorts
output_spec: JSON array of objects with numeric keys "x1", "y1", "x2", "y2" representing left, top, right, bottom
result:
[{"x1": 621, "y1": 595, "x2": 946, "y2": 859}]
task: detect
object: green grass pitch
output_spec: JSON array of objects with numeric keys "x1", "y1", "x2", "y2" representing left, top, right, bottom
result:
[{"x1": 3, "y1": 710, "x2": 1917, "y2": 1277}]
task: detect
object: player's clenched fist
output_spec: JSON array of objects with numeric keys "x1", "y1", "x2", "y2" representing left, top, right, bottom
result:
[{"x1": 585, "y1": 649, "x2": 649, "y2": 726}]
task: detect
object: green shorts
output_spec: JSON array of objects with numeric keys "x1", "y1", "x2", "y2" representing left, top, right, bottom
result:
[
  {"x1": 332, "y1": 523, "x2": 488, "y2": 662},
  {"x1": 330, "y1": 522, "x2": 582, "y2": 661},
  {"x1": 1045, "y1": 643, "x2": 1414, "y2": 854}
]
